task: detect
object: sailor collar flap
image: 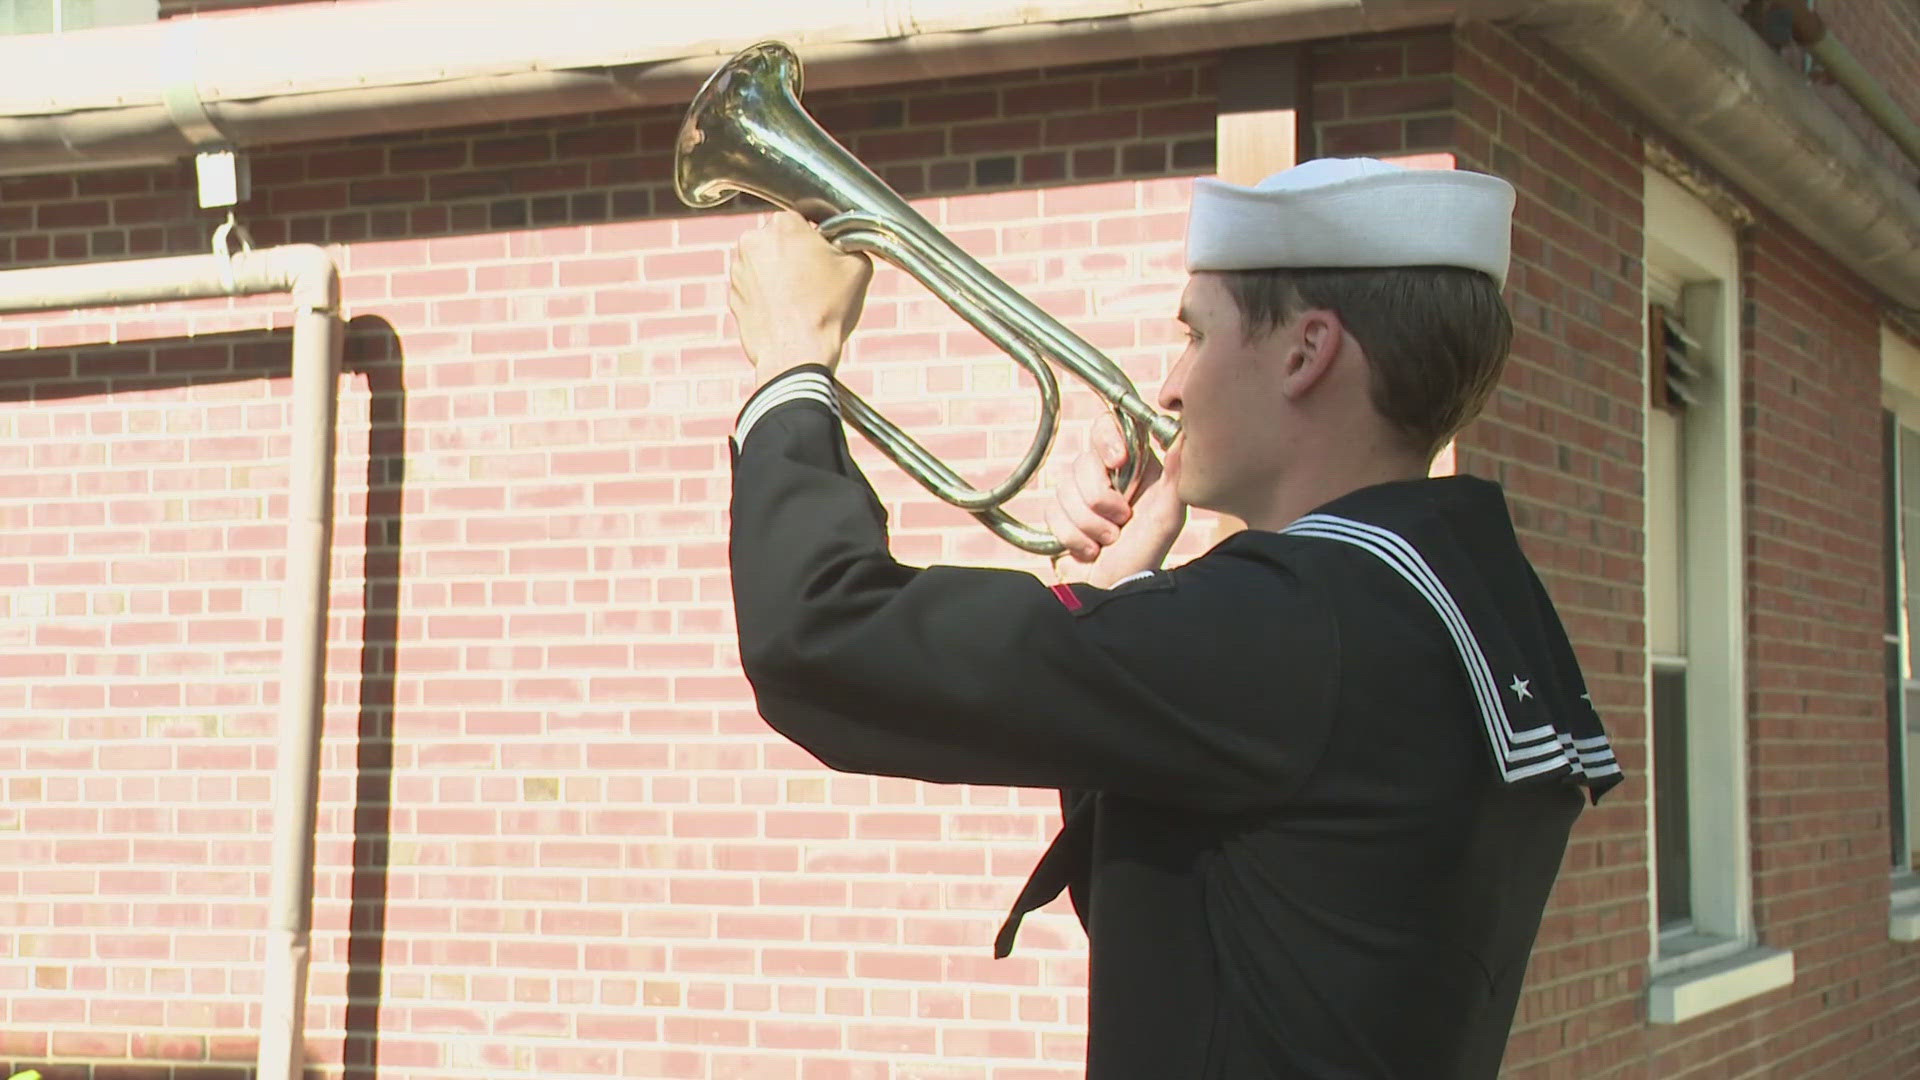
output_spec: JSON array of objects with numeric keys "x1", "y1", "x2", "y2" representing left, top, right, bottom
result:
[{"x1": 1274, "y1": 478, "x2": 1623, "y2": 803}]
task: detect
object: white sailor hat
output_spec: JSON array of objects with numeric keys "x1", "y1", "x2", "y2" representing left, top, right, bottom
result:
[{"x1": 1185, "y1": 157, "x2": 1516, "y2": 288}]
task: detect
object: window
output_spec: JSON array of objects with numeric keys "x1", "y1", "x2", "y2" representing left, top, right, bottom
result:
[
  {"x1": 1880, "y1": 327, "x2": 1920, "y2": 939},
  {"x1": 1644, "y1": 171, "x2": 1745, "y2": 963},
  {"x1": 1885, "y1": 414, "x2": 1909, "y2": 871},
  {"x1": 1643, "y1": 170, "x2": 1791, "y2": 1024},
  {"x1": 1646, "y1": 300, "x2": 1698, "y2": 933},
  {"x1": 0, "y1": 0, "x2": 155, "y2": 34}
]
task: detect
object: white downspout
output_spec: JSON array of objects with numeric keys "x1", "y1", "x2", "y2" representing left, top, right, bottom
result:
[{"x1": 0, "y1": 246, "x2": 343, "y2": 1080}]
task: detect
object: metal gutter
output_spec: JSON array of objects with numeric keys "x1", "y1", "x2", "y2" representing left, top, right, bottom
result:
[
  {"x1": 0, "y1": 0, "x2": 1488, "y2": 174},
  {"x1": 0, "y1": 0, "x2": 1909, "y2": 304},
  {"x1": 1513, "y1": 0, "x2": 1920, "y2": 307}
]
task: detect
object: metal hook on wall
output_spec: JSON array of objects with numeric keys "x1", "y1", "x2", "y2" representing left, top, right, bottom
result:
[{"x1": 211, "y1": 210, "x2": 255, "y2": 292}]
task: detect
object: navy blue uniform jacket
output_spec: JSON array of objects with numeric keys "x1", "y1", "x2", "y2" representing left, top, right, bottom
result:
[{"x1": 728, "y1": 367, "x2": 1620, "y2": 1078}]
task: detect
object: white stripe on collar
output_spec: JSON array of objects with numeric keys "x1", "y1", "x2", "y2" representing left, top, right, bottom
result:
[
  {"x1": 1280, "y1": 512, "x2": 1613, "y2": 785},
  {"x1": 735, "y1": 369, "x2": 842, "y2": 446}
]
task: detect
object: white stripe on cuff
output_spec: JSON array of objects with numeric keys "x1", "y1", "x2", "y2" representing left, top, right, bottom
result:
[{"x1": 735, "y1": 370, "x2": 842, "y2": 446}]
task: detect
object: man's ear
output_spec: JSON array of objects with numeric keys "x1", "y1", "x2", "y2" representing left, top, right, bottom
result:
[{"x1": 1280, "y1": 310, "x2": 1343, "y2": 399}]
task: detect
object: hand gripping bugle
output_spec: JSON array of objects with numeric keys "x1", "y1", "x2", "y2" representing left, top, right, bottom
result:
[{"x1": 674, "y1": 40, "x2": 1180, "y2": 556}]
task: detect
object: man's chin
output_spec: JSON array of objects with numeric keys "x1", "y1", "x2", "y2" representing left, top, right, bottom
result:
[
  {"x1": 1177, "y1": 481, "x2": 1223, "y2": 518},
  {"x1": 1179, "y1": 484, "x2": 1252, "y2": 529},
  {"x1": 1172, "y1": 477, "x2": 1199, "y2": 510}
]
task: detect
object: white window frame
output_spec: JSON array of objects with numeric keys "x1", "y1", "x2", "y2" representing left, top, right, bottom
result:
[
  {"x1": 1643, "y1": 169, "x2": 1793, "y2": 1023},
  {"x1": 1879, "y1": 326, "x2": 1920, "y2": 939}
]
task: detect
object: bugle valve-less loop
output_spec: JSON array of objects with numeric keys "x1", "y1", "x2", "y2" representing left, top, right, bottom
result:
[{"x1": 675, "y1": 41, "x2": 1179, "y2": 557}]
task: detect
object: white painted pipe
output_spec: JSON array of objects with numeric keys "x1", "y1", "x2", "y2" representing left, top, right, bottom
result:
[
  {"x1": 0, "y1": 246, "x2": 342, "y2": 1080},
  {"x1": 1803, "y1": 27, "x2": 1920, "y2": 179}
]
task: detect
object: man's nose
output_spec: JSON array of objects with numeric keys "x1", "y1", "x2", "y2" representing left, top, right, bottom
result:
[{"x1": 1157, "y1": 370, "x2": 1183, "y2": 413}]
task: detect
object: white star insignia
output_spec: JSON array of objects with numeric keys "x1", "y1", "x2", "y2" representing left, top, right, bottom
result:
[{"x1": 1509, "y1": 675, "x2": 1533, "y2": 702}]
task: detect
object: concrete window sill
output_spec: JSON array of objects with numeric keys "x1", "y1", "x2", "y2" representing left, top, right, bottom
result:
[{"x1": 1649, "y1": 946, "x2": 1794, "y2": 1025}]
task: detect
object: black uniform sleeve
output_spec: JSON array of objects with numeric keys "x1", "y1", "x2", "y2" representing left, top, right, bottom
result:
[{"x1": 728, "y1": 368, "x2": 1340, "y2": 813}]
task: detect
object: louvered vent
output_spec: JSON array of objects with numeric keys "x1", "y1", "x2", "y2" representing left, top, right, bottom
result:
[{"x1": 1649, "y1": 303, "x2": 1703, "y2": 411}]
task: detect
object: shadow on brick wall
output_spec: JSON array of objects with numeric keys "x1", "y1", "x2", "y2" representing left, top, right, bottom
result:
[
  {"x1": 0, "y1": 315, "x2": 408, "y2": 1079},
  {"x1": 0, "y1": 328, "x2": 292, "y2": 406},
  {"x1": 340, "y1": 314, "x2": 405, "y2": 1080}
]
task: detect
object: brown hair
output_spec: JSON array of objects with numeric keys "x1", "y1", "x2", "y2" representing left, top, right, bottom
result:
[{"x1": 1220, "y1": 267, "x2": 1513, "y2": 458}]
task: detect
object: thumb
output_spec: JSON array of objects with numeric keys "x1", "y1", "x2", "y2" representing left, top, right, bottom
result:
[
  {"x1": 1133, "y1": 438, "x2": 1185, "y2": 524},
  {"x1": 1160, "y1": 434, "x2": 1183, "y2": 488},
  {"x1": 1108, "y1": 441, "x2": 1186, "y2": 566}
]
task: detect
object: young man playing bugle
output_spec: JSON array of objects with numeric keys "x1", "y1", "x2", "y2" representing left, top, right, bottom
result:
[{"x1": 721, "y1": 157, "x2": 1621, "y2": 1078}]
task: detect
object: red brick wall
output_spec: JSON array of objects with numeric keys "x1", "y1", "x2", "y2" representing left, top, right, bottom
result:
[
  {"x1": 1451, "y1": 23, "x2": 1655, "y2": 1078},
  {"x1": 1735, "y1": 215, "x2": 1920, "y2": 1080},
  {"x1": 1307, "y1": 24, "x2": 1654, "y2": 1076},
  {"x1": 0, "y1": 53, "x2": 1220, "y2": 1080},
  {"x1": 1301, "y1": 18, "x2": 1920, "y2": 1079},
  {"x1": 6, "y1": 12, "x2": 1920, "y2": 1080},
  {"x1": 1447, "y1": 19, "x2": 1920, "y2": 1080}
]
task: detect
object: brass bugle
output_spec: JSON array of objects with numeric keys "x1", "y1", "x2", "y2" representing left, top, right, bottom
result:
[{"x1": 674, "y1": 41, "x2": 1180, "y2": 556}]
